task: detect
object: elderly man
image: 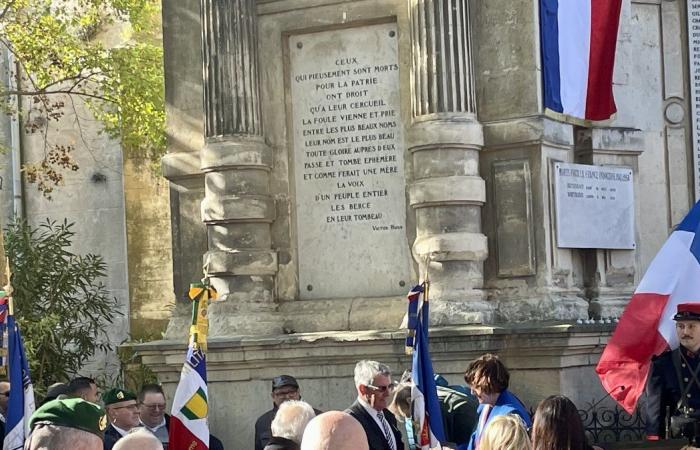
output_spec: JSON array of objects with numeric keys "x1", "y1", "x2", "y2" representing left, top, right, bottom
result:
[
  {"x1": 113, "y1": 428, "x2": 163, "y2": 450},
  {"x1": 255, "y1": 375, "x2": 321, "y2": 450},
  {"x1": 264, "y1": 400, "x2": 316, "y2": 450},
  {"x1": 301, "y1": 411, "x2": 369, "y2": 450},
  {"x1": 646, "y1": 303, "x2": 700, "y2": 443},
  {"x1": 345, "y1": 360, "x2": 404, "y2": 450},
  {"x1": 103, "y1": 388, "x2": 141, "y2": 450},
  {"x1": 26, "y1": 397, "x2": 107, "y2": 450}
]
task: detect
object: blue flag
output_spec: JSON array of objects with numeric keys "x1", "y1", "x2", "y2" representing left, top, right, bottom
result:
[
  {"x1": 407, "y1": 284, "x2": 445, "y2": 449},
  {"x1": 4, "y1": 313, "x2": 35, "y2": 450}
]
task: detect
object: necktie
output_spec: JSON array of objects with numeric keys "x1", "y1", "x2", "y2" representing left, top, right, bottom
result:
[{"x1": 376, "y1": 411, "x2": 396, "y2": 450}]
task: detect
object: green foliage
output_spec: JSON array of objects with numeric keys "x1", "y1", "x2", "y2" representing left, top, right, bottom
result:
[
  {"x1": 0, "y1": 0, "x2": 165, "y2": 193},
  {"x1": 4, "y1": 219, "x2": 121, "y2": 393}
]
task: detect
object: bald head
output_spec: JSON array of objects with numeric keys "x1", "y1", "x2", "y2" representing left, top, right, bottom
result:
[
  {"x1": 301, "y1": 411, "x2": 369, "y2": 450},
  {"x1": 113, "y1": 428, "x2": 163, "y2": 450}
]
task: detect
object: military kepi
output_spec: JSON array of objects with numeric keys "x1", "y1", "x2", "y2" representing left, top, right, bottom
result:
[
  {"x1": 673, "y1": 303, "x2": 700, "y2": 321},
  {"x1": 102, "y1": 387, "x2": 137, "y2": 406},
  {"x1": 29, "y1": 398, "x2": 107, "y2": 437}
]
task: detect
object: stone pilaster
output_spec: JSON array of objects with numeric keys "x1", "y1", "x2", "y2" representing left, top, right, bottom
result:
[
  {"x1": 199, "y1": 0, "x2": 281, "y2": 335},
  {"x1": 574, "y1": 127, "x2": 643, "y2": 319},
  {"x1": 407, "y1": 0, "x2": 492, "y2": 324}
]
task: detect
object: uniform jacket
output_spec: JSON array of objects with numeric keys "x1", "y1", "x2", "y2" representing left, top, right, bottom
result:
[
  {"x1": 346, "y1": 399, "x2": 404, "y2": 450},
  {"x1": 462, "y1": 389, "x2": 531, "y2": 450},
  {"x1": 645, "y1": 346, "x2": 700, "y2": 438}
]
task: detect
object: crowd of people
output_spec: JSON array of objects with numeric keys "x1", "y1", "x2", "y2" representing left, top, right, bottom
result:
[
  {"x1": 252, "y1": 357, "x2": 608, "y2": 450},
  {"x1": 0, "y1": 377, "x2": 224, "y2": 450},
  {"x1": 10, "y1": 300, "x2": 700, "y2": 450}
]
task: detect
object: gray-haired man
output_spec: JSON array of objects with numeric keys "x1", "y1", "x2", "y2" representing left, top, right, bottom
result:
[{"x1": 345, "y1": 360, "x2": 404, "y2": 450}]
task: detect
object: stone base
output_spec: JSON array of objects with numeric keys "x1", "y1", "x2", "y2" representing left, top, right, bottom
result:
[
  {"x1": 430, "y1": 298, "x2": 495, "y2": 325},
  {"x1": 133, "y1": 323, "x2": 613, "y2": 450},
  {"x1": 589, "y1": 295, "x2": 632, "y2": 320},
  {"x1": 493, "y1": 292, "x2": 589, "y2": 322}
]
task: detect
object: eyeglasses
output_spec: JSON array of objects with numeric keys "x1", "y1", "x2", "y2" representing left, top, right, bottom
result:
[
  {"x1": 141, "y1": 403, "x2": 166, "y2": 411},
  {"x1": 0, "y1": 392, "x2": 9, "y2": 397},
  {"x1": 367, "y1": 383, "x2": 394, "y2": 393}
]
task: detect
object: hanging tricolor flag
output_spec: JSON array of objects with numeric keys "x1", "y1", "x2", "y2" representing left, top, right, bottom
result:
[
  {"x1": 169, "y1": 282, "x2": 217, "y2": 450},
  {"x1": 596, "y1": 200, "x2": 700, "y2": 413},
  {"x1": 1, "y1": 288, "x2": 35, "y2": 449},
  {"x1": 406, "y1": 283, "x2": 445, "y2": 449},
  {"x1": 540, "y1": 0, "x2": 623, "y2": 121}
]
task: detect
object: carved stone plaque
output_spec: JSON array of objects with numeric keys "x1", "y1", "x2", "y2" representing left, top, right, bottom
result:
[
  {"x1": 289, "y1": 23, "x2": 411, "y2": 299},
  {"x1": 554, "y1": 162, "x2": 635, "y2": 249}
]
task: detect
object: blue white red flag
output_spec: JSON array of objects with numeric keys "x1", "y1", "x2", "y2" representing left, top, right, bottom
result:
[
  {"x1": 596, "y1": 200, "x2": 700, "y2": 413},
  {"x1": 407, "y1": 284, "x2": 445, "y2": 449},
  {"x1": 3, "y1": 312, "x2": 35, "y2": 449},
  {"x1": 540, "y1": 0, "x2": 623, "y2": 121},
  {"x1": 169, "y1": 344, "x2": 209, "y2": 450},
  {"x1": 169, "y1": 283, "x2": 214, "y2": 450}
]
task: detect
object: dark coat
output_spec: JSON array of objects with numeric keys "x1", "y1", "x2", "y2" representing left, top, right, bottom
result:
[
  {"x1": 645, "y1": 346, "x2": 700, "y2": 438},
  {"x1": 255, "y1": 405, "x2": 322, "y2": 450},
  {"x1": 103, "y1": 424, "x2": 122, "y2": 450},
  {"x1": 263, "y1": 436, "x2": 300, "y2": 450},
  {"x1": 345, "y1": 400, "x2": 404, "y2": 450}
]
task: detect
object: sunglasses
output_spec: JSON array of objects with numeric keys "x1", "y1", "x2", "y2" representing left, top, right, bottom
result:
[{"x1": 367, "y1": 383, "x2": 394, "y2": 393}]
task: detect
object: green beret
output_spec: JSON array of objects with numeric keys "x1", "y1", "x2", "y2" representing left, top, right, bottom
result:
[
  {"x1": 102, "y1": 387, "x2": 137, "y2": 406},
  {"x1": 30, "y1": 398, "x2": 107, "y2": 438}
]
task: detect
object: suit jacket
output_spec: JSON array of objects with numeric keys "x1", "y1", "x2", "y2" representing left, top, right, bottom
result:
[
  {"x1": 103, "y1": 424, "x2": 122, "y2": 450},
  {"x1": 346, "y1": 400, "x2": 404, "y2": 450}
]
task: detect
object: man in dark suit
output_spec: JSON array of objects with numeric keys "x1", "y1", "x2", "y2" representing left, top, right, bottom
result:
[{"x1": 345, "y1": 360, "x2": 404, "y2": 450}]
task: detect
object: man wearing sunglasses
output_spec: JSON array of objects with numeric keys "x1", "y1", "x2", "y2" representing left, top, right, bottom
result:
[{"x1": 346, "y1": 360, "x2": 404, "y2": 450}]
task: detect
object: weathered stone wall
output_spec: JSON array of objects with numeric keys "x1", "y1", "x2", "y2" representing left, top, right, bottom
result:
[{"x1": 124, "y1": 160, "x2": 176, "y2": 339}]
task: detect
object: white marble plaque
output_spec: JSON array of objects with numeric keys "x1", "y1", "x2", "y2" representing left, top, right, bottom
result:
[
  {"x1": 289, "y1": 23, "x2": 411, "y2": 300},
  {"x1": 689, "y1": 0, "x2": 700, "y2": 201},
  {"x1": 554, "y1": 162, "x2": 635, "y2": 249}
]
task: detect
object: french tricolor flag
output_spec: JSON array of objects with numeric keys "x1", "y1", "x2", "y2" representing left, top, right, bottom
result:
[
  {"x1": 540, "y1": 0, "x2": 623, "y2": 121},
  {"x1": 596, "y1": 201, "x2": 700, "y2": 413}
]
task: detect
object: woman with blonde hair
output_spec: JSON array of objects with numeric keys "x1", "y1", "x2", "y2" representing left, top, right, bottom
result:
[{"x1": 479, "y1": 414, "x2": 532, "y2": 450}]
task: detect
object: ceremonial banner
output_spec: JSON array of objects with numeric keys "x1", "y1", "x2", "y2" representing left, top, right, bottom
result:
[
  {"x1": 406, "y1": 284, "x2": 445, "y2": 449},
  {"x1": 169, "y1": 283, "x2": 216, "y2": 450},
  {"x1": 3, "y1": 294, "x2": 35, "y2": 450},
  {"x1": 540, "y1": 0, "x2": 623, "y2": 121},
  {"x1": 596, "y1": 200, "x2": 700, "y2": 413}
]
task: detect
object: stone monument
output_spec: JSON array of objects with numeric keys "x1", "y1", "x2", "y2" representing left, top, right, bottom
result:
[{"x1": 139, "y1": 0, "x2": 695, "y2": 448}]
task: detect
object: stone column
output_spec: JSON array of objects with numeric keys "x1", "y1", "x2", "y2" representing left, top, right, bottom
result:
[
  {"x1": 199, "y1": 0, "x2": 280, "y2": 335},
  {"x1": 407, "y1": 0, "x2": 492, "y2": 324}
]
